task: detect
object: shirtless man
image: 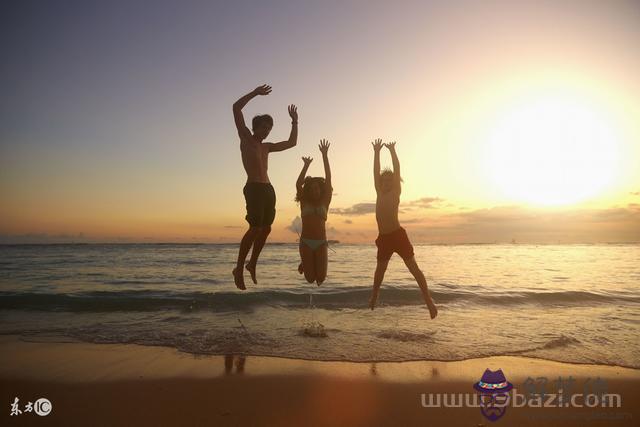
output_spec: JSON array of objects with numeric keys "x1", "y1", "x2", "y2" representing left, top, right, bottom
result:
[
  {"x1": 368, "y1": 139, "x2": 438, "y2": 318},
  {"x1": 232, "y1": 84, "x2": 298, "y2": 289}
]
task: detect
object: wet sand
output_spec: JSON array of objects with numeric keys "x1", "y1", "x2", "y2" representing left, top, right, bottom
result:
[{"x1": 1, "y1": 335, "x2": 638, "y2": 426}]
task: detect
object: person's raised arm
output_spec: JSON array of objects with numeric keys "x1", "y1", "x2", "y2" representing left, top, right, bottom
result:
[
  {"x1": 372, "y1": 138, "x2": 383, "y2": 192},
  {"x1": 267, "y1": 105, "x2": 298, "y2": 152},
  {"x1": 319, "y1": 139, "x2": 332, "y2": 205},
  {"x1": 297, "y1": 156, "x2": 313, "y2": 194},
  {"x1": 386, "y1": 141, "x2": 401, "y2": 192},
  {"x1": 232, "y1": 84, "x2": 271, "y2": 139}
]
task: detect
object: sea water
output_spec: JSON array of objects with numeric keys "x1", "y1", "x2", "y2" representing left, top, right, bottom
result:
[{"x1": 0, "y1": 243, "x2": 638, "y2": 367}]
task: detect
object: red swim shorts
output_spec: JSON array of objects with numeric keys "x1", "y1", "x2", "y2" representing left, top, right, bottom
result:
[{"x1": 375, "y1": 227, "x2": 414, "y2": 262}]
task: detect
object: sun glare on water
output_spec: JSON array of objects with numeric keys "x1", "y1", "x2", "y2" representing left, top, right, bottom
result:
[{"x1": 483, "y1": 94, "x2": 621, "y2": 206}]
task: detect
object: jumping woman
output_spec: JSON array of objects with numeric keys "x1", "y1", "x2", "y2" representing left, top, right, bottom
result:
[{"x1": 296, "y1": 139, "x2": 332, "y2": 286}]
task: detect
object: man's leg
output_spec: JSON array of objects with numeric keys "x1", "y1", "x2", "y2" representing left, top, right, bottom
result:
[
  {"x1": 233, "y1": 226, "x2": 260, "y2": 290},
  {"x1": 245, "y1": 183, "x2": 276, "y2": 284},
  {"x1": 245, "y1": 225, "x2": 271, "y2": 284},
  {"x1": 403, "y1": 256, "x2": 438, "y2": 319},
  {"x1": 369, "y1": 258, "x2": 389, "y2": 310}
]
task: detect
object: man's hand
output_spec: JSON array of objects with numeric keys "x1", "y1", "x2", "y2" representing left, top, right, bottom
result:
[
  {"x1": 288, "y1": 104, "x2": 298, "y2": 122},
  {"x1": 253, "y1": 84, "x2": 272, "y2": 96},
  {"x1": 371, "y1": 138, "x2": 383, "y2": 152},
  {"x1": 384, "y1": 141, "x2": 396, "y2": 151},
  {"x1": 302, "y1": 156, "x2": 313, "y2": 166},
  {"x1": 319, "y1": 139, "x2": 330, "y2": 155}
]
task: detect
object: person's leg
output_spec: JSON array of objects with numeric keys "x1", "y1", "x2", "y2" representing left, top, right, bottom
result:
[
  {"x1": 369, "y1": 258, "x2": 389, "y2": 310},
  {"x1": 246, "y1": 225, "x2": 271, "y2": 284},
  {"x1": 300, "y1": 241, "x2": 316, "y2": 283},
  {"x1": 403, "y1": 256, "x2": 438, "y2": 319},
  {"x1": 314, "y1": 243, "x2": 328, "y2": 286},
  {"x1": 245, "y1": 184, "x2": 276, "y2": 284},
  {"x1": 233, "y1": 226, "x2": 260, "y2": 290}
]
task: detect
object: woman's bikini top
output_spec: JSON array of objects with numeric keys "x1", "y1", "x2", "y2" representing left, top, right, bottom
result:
[{"x1": 301, "y1": 203, "x2": 327, "y2": 220}]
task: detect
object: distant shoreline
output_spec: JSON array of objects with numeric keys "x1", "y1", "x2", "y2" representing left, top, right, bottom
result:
[{"x1": 1, "y1": 241, "x2": 639, "y2": 246}]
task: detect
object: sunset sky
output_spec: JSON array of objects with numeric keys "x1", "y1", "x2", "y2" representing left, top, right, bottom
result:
[{"x1": 1, "y1": 0, "x2": 639, "y2": 244}]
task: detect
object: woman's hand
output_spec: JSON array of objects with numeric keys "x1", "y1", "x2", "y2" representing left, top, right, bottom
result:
[
  {"x1": 319, "y1": 139, "x2": 330, "y2": 155},
  {"x1": 302, "y1": 156, "x2": 313, "y2": 166},
  {"x1": 371, "y1": 138, "x2": 383, "y2": 152}
]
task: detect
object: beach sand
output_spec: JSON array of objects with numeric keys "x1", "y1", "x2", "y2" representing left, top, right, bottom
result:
[{"x1": 1, "y1": 335, "x2": 638, "y2": 426}]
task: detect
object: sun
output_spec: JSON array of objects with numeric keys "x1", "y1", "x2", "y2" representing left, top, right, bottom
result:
[{"x1": 483, "y1": 95, "x2": 621, "y2": 206}]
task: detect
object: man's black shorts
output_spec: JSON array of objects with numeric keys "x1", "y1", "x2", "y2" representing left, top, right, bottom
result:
[{"x1": 243, "y1": 182, "x2": 276, "y2": 227}]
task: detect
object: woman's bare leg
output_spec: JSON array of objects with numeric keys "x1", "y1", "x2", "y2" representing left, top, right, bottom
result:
[
  {"x1": 299, "y1": 242, "x2": 316, "y2": 284},
  {"x1": 314, "y1": 244, "x2": 328, "y2": 286}
]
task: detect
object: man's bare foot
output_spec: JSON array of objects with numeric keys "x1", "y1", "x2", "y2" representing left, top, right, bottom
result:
[
  {"x1": 245, "y1": 262, "x2": 258, "y2": 284},
  {"x1": 368, "y1": 296, "x2": 377, "y2": 310},
  {"x1": 427, "y1": 301, "x2": 438, "y2": 319},
  {"x1": 232, "y1": 267, "x2": 246, "y2": 290},
  {"x1": 298, "y1": 262, "x2": 304, "y2": 274}
]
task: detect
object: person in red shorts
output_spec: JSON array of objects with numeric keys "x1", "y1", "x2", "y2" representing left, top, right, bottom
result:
[{"x1": 368, "y1": 139, "x2": 438, "y2": 319}]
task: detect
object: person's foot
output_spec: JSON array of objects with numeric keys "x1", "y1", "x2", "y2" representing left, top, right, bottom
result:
[
  {"x1": 245, "y1": 262, "x2": 258, "y2": 284},
  {"x1": 232, "y1": 267, "x2": 246, "y2": 290},
  {"x1": 368, "y1": 296, "x2": 377, "y2": 310},
  {"x1": 298, "y1": 262, "x2": 304, "y2": 274},
  {"x1": 427, "y1": 301, "x2": 438, "y2": 319}
]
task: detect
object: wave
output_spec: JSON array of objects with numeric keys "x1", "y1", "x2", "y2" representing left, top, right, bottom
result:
[{"x1": 0, "y1": 287, "x2": 638, "y2": 312}]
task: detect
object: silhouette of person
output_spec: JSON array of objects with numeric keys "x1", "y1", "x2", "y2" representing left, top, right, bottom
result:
[
  {"x1": 231, "y1": 84, "x2": 298, "y2": 289},
  {"x1": 368, "y1": 140, "x2": 437, "y2": 319},
  {"x1": 296, "y1": 140, "x2": 332, "y2": 285}
]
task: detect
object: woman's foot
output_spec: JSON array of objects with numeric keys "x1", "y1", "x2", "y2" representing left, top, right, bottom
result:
[
  {"x1": 232, "y1": 267, "x2": 246, "y2": 290},
  {"x1": 245, "y1": 262, "x2": 258, "y2": 284}
]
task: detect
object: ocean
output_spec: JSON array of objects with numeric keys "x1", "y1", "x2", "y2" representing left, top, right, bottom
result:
[{"x1": 0, "y1": 243, "x2": 638, "y2": 368}]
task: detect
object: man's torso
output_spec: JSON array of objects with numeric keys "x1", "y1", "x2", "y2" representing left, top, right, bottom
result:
[
  {"x1": 376, "y1": 190, "x2": 401, "y2": 235},
  {"x1": 240, "y1": 138, "x2": 270, "y2": 183}
]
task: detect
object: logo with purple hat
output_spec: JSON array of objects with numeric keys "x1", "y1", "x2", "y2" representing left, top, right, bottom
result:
[{"x1": 473, "y1": 368, "x2": 513, "y2": 421}]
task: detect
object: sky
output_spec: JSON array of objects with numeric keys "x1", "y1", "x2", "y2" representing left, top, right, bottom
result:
[{"x1": 1, "y1": 0, "x2": 639, "y2": 244}]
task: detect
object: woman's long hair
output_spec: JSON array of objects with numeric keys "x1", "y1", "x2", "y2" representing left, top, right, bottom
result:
[{"x1": 295, "y1": 176, "x2": 327, "y2": 204}]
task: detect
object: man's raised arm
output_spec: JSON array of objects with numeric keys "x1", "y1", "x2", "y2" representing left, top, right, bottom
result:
[
  {"x1": 233, "y1": 84, "x2": 272, "y2": 139},
  {"x1": 372, "y1": 138, "x2": 383, "y2": 192},
  {"x1": 267, "y1": 104, "x2": 298, "y2": 152},
  {"x1": 386, "y1": 141, "x2": 401, "y2": 192}
]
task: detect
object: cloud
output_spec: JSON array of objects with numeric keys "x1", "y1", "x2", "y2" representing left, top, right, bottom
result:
[
  {"x1": 401, "y1": 197, "x2": 444, "y2": 210},
  {"x1": 330, "y1": 202, "x2": 376, "y2": 216},
  {"x1": 286, "y1": 216, "x2": 302, "y2": 234},
  {"x1": 421, "y1": 204, "x2": 640, "y2": 242},
  {"x1": 332, "y1": 197, "x2": 443, "y2": 217}
]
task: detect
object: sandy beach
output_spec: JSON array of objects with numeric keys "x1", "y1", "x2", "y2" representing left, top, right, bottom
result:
[{"x1": 1, "y1": 335, "x2": 638, "y2": 426}]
